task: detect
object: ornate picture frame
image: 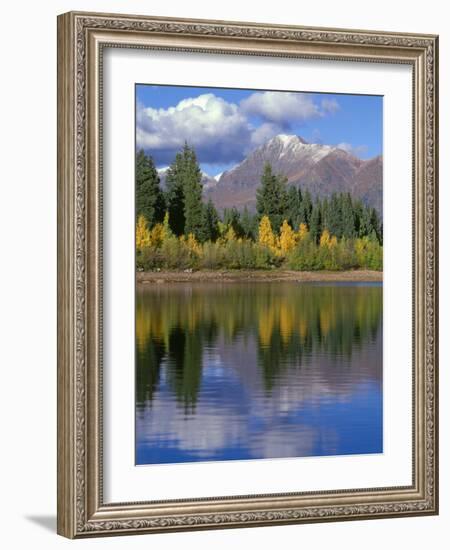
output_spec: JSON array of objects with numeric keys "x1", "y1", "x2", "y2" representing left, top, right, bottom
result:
[{"x1": 57, "y1": 11, "x2": 438, "y2": 538}]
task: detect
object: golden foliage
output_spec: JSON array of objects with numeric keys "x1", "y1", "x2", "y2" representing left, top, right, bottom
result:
[
  {"x1": 150, "y1": 223, "x2": 164, "y2": 247},
  {"x1": 258, "y1": 215, "x2": 276, "y2": 250},
  {"x1": 319, "y1": 229, "x2": 331, "y2": 248},
  {"x1": 136, "y1": 215, "x2": 151, "y2": 250},
  {"x1": 162, "y1": 211, "x2": 173, "y2": 240},
  {"x1": 298, "y1": 222, "x2": 309, "y2": 241},
  {"x1": 279, "y1": 220, "x2": 296, "y2": 254},
  {"x1": 224, "y1": 226, "x2": 237, "y2": 242},
  {"x1": 258, "y1": 308, "x2": 275, "y2": 347},
  {"x1": 186, "y1": 233, "x2": 202, "y2": 256},
  {"x1": 279, "y1": 302, "x2": 295, "y2": 344}
]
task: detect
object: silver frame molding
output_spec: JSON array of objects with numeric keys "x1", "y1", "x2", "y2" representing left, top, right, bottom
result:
[{"x1": 57, "y1": 11, "x2": 439, "y2": 538}]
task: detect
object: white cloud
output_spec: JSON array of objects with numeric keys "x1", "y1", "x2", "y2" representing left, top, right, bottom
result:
[
  {"x1": 336, "y1": 142, "x2": 368, "y2": 156},
  {"x1": 250, "y1": 122, "x2": 285, "y2": 146},
  {"x1": 241, "y1": 91, "x2": 322, "y2": 125},
  {"x1": 136, "y1": 93, "x2": 252, "y2": 164},
  {"x1": 321, "y1": 97, "x2": 340, "y2": 114},
  {"x1": 136, "y1": 91, "x2": 341, "y2": 166}
]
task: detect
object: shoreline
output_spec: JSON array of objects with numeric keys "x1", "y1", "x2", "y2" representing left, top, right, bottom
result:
[{"x1": 137, "y1": 269, "x2": 382, "y2": 285}]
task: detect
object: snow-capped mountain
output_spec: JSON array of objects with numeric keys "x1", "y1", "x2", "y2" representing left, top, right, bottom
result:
[
  {"x1": 205, "y1": 134, "x2": 382, "y2": 212},
  {"x1": 157, "y1": 167, "x2": 218, "y2": 191}
]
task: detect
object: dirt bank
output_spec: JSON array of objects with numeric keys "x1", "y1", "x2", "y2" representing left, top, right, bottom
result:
[{"x1": 136, "y1": 269, "x2": 382, "y2": 285}]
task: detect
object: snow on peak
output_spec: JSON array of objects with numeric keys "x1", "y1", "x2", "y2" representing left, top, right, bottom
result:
[{"x1": 272, "y1": 134, "x2": 306, "y2": 146}]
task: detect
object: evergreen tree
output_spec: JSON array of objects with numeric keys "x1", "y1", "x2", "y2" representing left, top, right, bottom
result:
[
  {"x1": 165, "y1": 152, "x2": 186, "y2": 236},
  {"x1": 256, "y1": 163, "x2": 288, "y2": 233},
  {"x1": 136, "y1": 149, "x2": 165, "y2": 228},
  {"x1": 182, "y1": 143, "x2": 204, "y2": 239},
  {"x1": 352, "y1": 199, "x2": 364, "y2": 237},
  {"x1": 241, "y1": 207, "x2": 257, "y2": 239},
  {"x1": 223, "y1": 207, "x2": 244, "y2": 237},
  {"x1": 300, "y1": 189, "x2": 313, "y2": 226},
  {"x1": 341, "y1": 193, "x2": 356, "y2": 238},
  {"x1": 328, "y1": 193, "x2": 343, "y2": 238},
  {"x1": 310, "y1": 202, "x2": 322, "y2": 244},
  {"x1": 357, "y1": 203, "x2": 371, "y2": 238},
  {"x1": 321, "y1": 197, "x2": 330, "y2": 231},
  {"x1": 165, "y1": 142, "x2": 204, "y2": 239},
  {"x1": 199, "y1": 199, "x2": 220, "y2": 242},
  {"x1": 286, "y1": 186, "x2": 302, "y2": 229},
  {"x1": 369, "y1": 207, "x2": 382, "y2": 244}
]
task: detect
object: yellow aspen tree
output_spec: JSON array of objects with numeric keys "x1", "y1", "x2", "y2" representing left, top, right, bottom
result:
[
  {"x1": 161, "y1": 211, "x2": 173, "y2": 242},
  {"x1": 136, "y1": 215, "x2": 151, "y2": 250},
  {"x1": 224, "y1": 226, "x2": 236, "y2": 242},
  {"x1": 186, "y1": 233, "x2": 202, "y2": 256},
  {"x1": 258, "y1": 215, "x2": 276, "y2": 250},
  {"x1": 319, "y1": 228, "x2": 331, "y2": 248},
  {"x1": 355, "y1": 237, "x2": 368, "y2": 265},
  {"x1": 298, "y1": 222, "x2": 309, "y2": 241},
  {"x1": 279, "y1": 220, "x2": 296, "y2": 254},
  {"x1": 150, "y1": 223, "x2": 164, "y2": 247}
]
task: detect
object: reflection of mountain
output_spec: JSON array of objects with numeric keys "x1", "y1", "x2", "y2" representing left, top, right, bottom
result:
[{"x1": 136, "y1": 283, "x2": 382, "y2": 407}]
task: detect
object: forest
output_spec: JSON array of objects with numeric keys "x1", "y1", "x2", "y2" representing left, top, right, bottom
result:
[{"x1": 136, "y1": 144, "x2": 383, "y2": 271}]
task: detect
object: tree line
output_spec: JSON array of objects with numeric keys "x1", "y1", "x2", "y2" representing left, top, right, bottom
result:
[{"x1": 136, "y1": 144, "x2": 383, "y2": 271}]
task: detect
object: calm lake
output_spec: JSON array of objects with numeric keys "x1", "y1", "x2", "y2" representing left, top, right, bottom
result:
[{"x1": 136, "y1": 281, "x2": 383, "y2": 465}]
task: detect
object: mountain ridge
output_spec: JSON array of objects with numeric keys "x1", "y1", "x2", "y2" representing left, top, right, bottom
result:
[{"x1": 157, "y1": 134, "x2": 382, "y2": 213}]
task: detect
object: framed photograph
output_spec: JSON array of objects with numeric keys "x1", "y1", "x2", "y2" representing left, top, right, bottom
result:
[{"x1": 57, "y1": 11, "x2": 439, "y2": 538}]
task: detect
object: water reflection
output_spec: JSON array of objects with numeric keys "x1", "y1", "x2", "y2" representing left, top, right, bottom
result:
[{"x1": 136, "y1": 282, "x2": 382, "y2": 464}]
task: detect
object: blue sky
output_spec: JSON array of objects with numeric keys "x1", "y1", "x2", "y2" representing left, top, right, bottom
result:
[{"x1": 136, "y1": 84, "x2": 382, "y2": 176}]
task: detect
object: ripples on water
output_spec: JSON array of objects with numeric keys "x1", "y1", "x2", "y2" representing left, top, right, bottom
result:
[{"x1": 136, "y1": 282, "x2": 382, "y2": 464}]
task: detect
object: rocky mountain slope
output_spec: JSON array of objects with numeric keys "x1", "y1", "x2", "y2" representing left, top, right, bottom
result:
[{"x1": 203, "y1": 134, "x2": 382, "y2": 213}]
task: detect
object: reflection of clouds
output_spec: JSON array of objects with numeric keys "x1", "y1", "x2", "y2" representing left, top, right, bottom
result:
[
  {"x1": 256, "y1": 426, "x2": 316, "y2": 459},
  {"x1": 136, "y1": 282, "x2": 383, "y2": 464},
  {"x1": 137, "y1": 334, "x2": 380, "y2": 462}
]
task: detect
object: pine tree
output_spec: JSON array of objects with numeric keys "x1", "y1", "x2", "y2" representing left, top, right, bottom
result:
[
  {"x1": 358, "y1": 203, "x2": 371, "y2": 238},
  {"x1": 241, "y1": 207, "x2": 257, "y2": 239},
  {"x1": 256, "y1": 163, "x2": 288, "y2": 233},
  {"x1": 300, "y1": 189, "x2": 313, "y2": 226},
  {"x1": 199, "y1": 199, "x2": 220, "y2": 242},
  {"x1": 165, "y1": 152, "x2": 186, "y2": 236},
  {"x1": 309, "y1": 202, "x2": 322, "y2": 244},
  {"x1": 321, "y1": 197, "x2": 330, "y2": 231},
  {"x1": 286, "y1": 186, "x2": 301, "y2": 229},
  {"x1": 341, "y1": 193, "x2": 356, "y2": 238},
  {"x1": 328, "y1": 193, "x2": 343, "y2": 238},
  {"x1": 136, "y1": 150, "x2": 165, "y2": 228},
  {"x1": 182, "y1": 143, "x2": 204, "y2": 239},
  {"x1": 165, "y1": 142, "x2": 204, "y2": 239},
  {"x1": 223, "y1": 207, "x2": 243, "y2": 237},
  {"x1": 369, "y1": 207, "x2": 382, "y2": 244},
  {"x1": 352, "y1": 199, "x2": 364, "y2": 237}
]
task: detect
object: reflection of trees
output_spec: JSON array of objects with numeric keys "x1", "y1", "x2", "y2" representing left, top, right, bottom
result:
[
  {"x1": 136, "y1": 284, "x2": 382, "y2": 404},
  {"x1": 166, "y1": 326, "x2": 203, "y2": 412},
  {"x1": 136, "y1": 336, "x2": 165, "y2": 405}
]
